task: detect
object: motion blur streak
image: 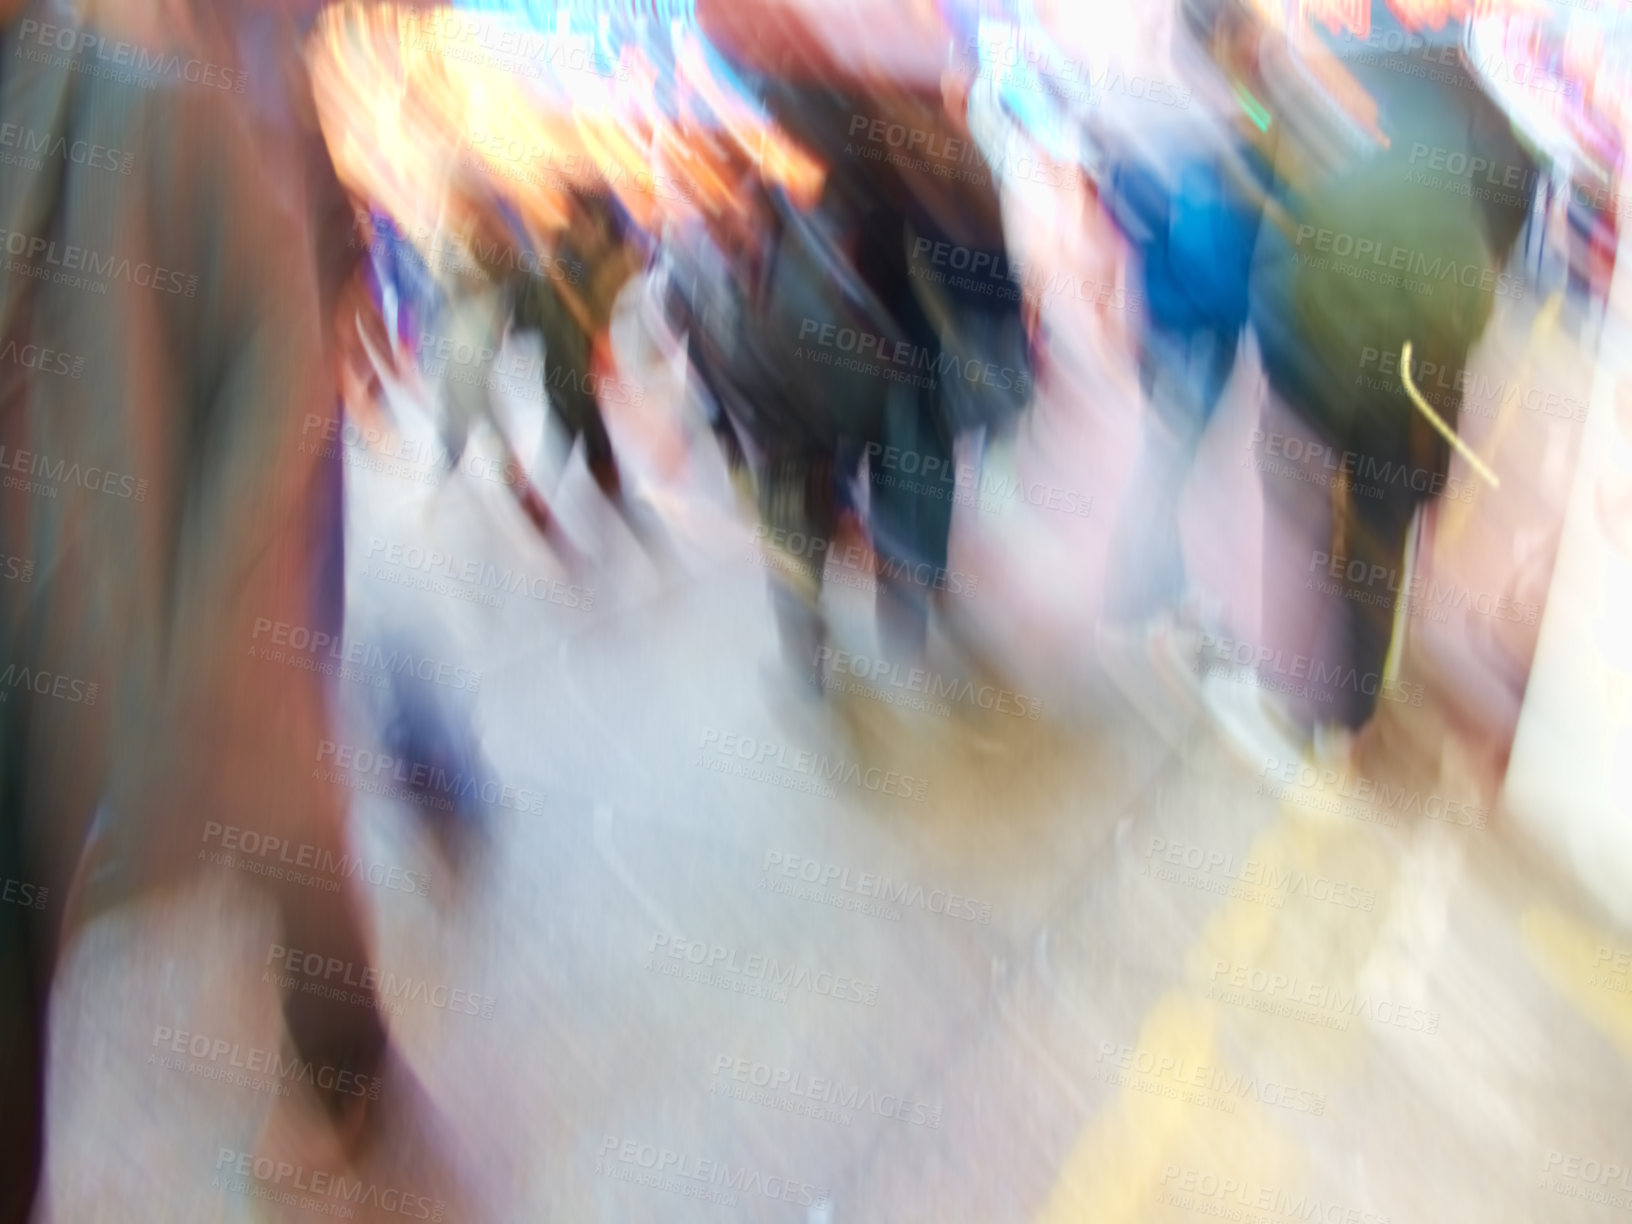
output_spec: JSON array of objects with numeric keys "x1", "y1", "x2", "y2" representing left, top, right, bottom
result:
[{"x1": 2, "y1": 0, "x2": 1630, "y2": 1221}]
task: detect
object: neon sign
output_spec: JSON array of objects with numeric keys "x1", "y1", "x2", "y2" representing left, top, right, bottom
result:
[{"x1": 1301, "y1": 0, "x2": 1371, "y2": 39}]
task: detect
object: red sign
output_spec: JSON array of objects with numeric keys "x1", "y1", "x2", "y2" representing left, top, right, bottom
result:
[{"x1": 1301, "y1": 0, "x2": 1370, "y2": 38}]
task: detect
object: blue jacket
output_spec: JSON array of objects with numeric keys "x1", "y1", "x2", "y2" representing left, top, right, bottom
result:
[{"x1": 1105, "y1": 137, "x2": 1269, "y2": 335}]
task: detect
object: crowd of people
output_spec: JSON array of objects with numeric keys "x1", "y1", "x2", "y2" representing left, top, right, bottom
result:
[{"x1": 0, "y1": 0, "x2": 1621, "y2": 1218}]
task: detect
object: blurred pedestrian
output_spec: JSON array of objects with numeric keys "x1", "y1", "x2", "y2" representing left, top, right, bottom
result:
[
  {"x1": 417, "y1": 182, "x2": 561, "y2": 540},
  {"x1": 510, "y1": 187, "x2": 671, "y2": 558},
  {"x1": 1098, "y1": 0, "x2": 1273, "y2": 646},
  {"x1": 878, "y1": 49, "x2": 1035, "y2": 664},
  {"x1": 1, "y1": 2, "x2": 391, "y2": 1215},
  {"x1": 1239, "y1": 49, "x2": 1515, "y2": 763}
]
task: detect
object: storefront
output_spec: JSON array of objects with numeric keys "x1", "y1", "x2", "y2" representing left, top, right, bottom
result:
[{"x1": 1503, "y1": 270, "x2": 1632, "y2": 927}]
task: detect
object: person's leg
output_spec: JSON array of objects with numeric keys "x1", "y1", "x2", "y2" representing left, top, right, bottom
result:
[
  {"x1": 758, "y1": 448, "x2": 837, "y2": 688},
  {"x1": 680, "y1": 324, "x2": 748, "y2": 477},
  {"x1": 437, "y1": 279, "x2": 508, "y2": 470},
  {"x1": 1332, "y1": 483, "x2": 1419, "y2": 732},
  {"x1": 1249, "y1": 391, "x2": 1343, "y2": 736},
  {"x1": 1566, "y1": 194, "x2": 1594, "y2": 308},
  {"x1": 574, "y1": 383, "x2": 622, "y2": 500},
  {"x1": 833, "y1": 438, "x2": 865, "y2": 521},
  {"x1": 444, "y1": 278, "x2": 568, "y2": 539},
  {"x1": 1196, "y1": 324, "x2": 1240, "y2": 422},
  {"x1": 870, "y1": 377, "x2": 954, "y2": 664},
  {"x1": 1136, "y1": 332, "x2": 1162, "y2": 402},
  {"x1": 1542, "y1": 177, "x2": 1560, "y2": 282},
  {"x1": 530, "y1": 275, "x2": 682, "y2": 560},
  {"x1": 399, "y1": 235, "x2": 437, "y2": 358},
  {"x1": 527, "y1": 274, "x2": 619, "y2": 489},
  {"x1": 1105, "y1": 322, "x2": 1222, "y2": 627},
  {"x1": 1591, "y1": 206, "x2": 1618, "y2": 320},
  {"x1": 437, "y1": 310, "x2": 477, "y2": 469},
  {"x1": 1524, "y1": 179, "x2": 1546, "y2": 280}
]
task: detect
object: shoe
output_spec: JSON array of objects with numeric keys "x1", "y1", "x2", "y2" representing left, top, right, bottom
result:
[
  {"x1": 1311, "y1": 721, "x2": 1357, "y2": 770},
  {"x1": 514, "y1": 480, "x2": 552, "y2": 537},
  {"x1": 1147, "y1": 615, "x2": 1205, "y2": 710},
  {"x1": 589, "y1": 457, "x2": 624, "y2": 501},
  {"x1": 1202, "y1": 670, "x2": 1309, "y2": 772}
]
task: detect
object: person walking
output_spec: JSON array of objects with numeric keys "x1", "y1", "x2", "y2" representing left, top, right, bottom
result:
[
  {"x1": 1237, "y1": 41, "x2": 1525, "y2": 765},
  {"x1": 1, "y1": 3, "x2": 391, "y2": 1215},
  {"x1": 1097, "y1": 0, "x2": 1274, "y2": 647},
  {"x1": 509, "y1": 187, "x2": 670, "y2": 559}
]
